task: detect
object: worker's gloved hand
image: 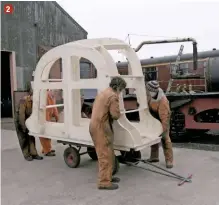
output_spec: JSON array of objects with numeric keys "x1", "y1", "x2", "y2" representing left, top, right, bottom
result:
[
  {"x1": 24, "y1": 128, "x2": 29, "y2": 134},
  {"x1": 21, "y1": 126, "x2": 26, "y2": 133},
  {"x1": 160, "y1": 131, "x2": 167, "y2": 139}
]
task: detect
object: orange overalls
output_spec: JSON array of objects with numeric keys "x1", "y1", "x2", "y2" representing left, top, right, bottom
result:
[{"x1": 39, "y1": 92, "x2": 59, "y2": 154}]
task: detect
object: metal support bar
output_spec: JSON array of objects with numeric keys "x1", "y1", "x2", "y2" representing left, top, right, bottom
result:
[
  {"x1": 139, "y1": 158, "x2": 191, "y2": 180},
  {"x1": 120, "y1": 107, "x2": 147, "y2": 114},
  {"x1": 77, "y1": 146, "x2": 81, "y2": 152},
  {"x1": 110, "y1": 75, "x2": 143, "y2": 78},
  {"x1": 123, "y1": 157, "x2": 193, "y2": 186},
  {"x1": 178, "y1": 174, "x2": 193, "y2": 186},
  {"x1": 126, "y1": 162, "x2": 192, "y2": 185},
  {"x1": 46, "y1": 104, "x2": 64, "y2": 108},
  {"x1": 79, "y1": 151, "x2": 88, "y2": 156},
  {"x1": 42, "y1": 79, "x2": 62, "y2": 82}
]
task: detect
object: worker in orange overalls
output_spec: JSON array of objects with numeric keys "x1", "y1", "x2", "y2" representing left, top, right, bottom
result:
[
  {"x1": 89, "y1": 77, "x2": 127, "y2": 190},
  {"x1": 80, "y1": 94, "x2": 87, "y2": 118},
  {"x1": 146, "y1": 80, "x2": 173, "y2": 169},
  {"x1": 39, "y1": 90, "x2": 59, "y2": 156}
]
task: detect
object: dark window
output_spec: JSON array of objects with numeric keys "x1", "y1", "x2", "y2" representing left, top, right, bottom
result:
[
  {"x1": 94, "y1": 68, "x2": 97, "y2": 78},
  {"x1": 170, "y1": 62, "x2": 189, "y2": 75},
  {"x1": 80, "y1": 62, "x2": 91, "y2": 79},
  {"x1": 178, "y1": 63, "x2": 189, "y2": 74},
  {"x1": 143, "y1": 67, "x2": 157, "y2": 81}
]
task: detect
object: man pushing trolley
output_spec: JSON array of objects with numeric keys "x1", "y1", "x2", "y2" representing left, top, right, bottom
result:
[
  {"x1": 146, "y1": 81, "x2": 173, "y2": 169},
  {"x1": 89, "y1": 77, "x2": 127, "y2": 190}
]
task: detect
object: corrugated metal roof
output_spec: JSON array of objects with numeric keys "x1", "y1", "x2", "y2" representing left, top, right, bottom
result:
[{"x1": 117, "y1": 49, "x2": 219, "y2": 68}]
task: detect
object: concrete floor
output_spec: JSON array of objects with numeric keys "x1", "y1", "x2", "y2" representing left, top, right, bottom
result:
[{"x1": 1, "y1": 129, "x2": 219, "y2": 205}]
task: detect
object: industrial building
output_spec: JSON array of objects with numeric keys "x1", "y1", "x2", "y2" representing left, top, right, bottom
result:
[{"x1": 1, "y1": 1, "x2": 88, "y2": 117}]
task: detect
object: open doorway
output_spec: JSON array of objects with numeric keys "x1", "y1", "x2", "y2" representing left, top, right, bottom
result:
[{"x1": 1, "y1": 51, "x2": 12, "y2": 118}]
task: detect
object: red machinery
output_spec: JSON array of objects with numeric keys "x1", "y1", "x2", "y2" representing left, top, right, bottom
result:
[
  {"x1": 116, "y1": 39, "x2": 219, "y2": 139},
  {"x1": 165, "y1": 57, "x2": 219, "y2": 138}
]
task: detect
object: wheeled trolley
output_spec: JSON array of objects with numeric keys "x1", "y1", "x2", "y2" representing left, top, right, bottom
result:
[
  {"x1": 56, "y1": 140, "x2": 123, "y2": 175},
  {"x1": 26, "y1": 38, "x2": 163, "y2": 173}
]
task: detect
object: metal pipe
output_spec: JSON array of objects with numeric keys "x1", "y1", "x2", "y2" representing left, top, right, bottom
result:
[
  {"x1": 126, "y1": 162, "x2": 192, "y2": 184},
  {"x1": 141, "y1": 159, "x2": 192, "y2": 180},
  {"x1": 134, "y1": 37, "x2": 198, "y2": 70},
  {"x1": 192, "y1": 41, "x2": 198, "y2": 71}
]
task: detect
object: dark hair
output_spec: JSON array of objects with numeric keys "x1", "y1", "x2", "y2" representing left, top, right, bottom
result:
[
  {"x1": 109, "y1": 76, "x2": 127, "y2": 92},
  {"x1": 26, "y1": 81, "x2": 33, "y2": 95}
]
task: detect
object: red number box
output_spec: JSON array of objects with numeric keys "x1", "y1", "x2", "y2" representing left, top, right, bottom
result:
[{"x1": 4, "y1": 4, "x2": 14, "y2": 14}]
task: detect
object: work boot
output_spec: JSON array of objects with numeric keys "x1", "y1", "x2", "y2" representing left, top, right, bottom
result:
[
  {"x1": 32, "y1": 155, "x2": 43, "y2": 160},
  {"x1": 45, "y1": 151, "x2": 56, "y2": 157},
  {"x1": 98, "y1": 183, "x2": 119, "y2": 190},
  {"x1": 42, "y1": 150, "x2": 55, "y2": 154},
  {"x1": 111, "y1": 177, "x2": 120, "y2": 183},
  {"x1": 147, "y1": 143, "x2": 159, "y2": 163},
  {"x1": 147, "y1": 158, "x2": 159, "y2": 163},
  {"x1": 25, "y1": 155, "x2": 33, "y2": 161},
  {"x1": 166, "y1": 161, "x2": 173, "y2": 169},
  {"x1": 162, "y1": 140, "x2": 173, "y2": 169}
]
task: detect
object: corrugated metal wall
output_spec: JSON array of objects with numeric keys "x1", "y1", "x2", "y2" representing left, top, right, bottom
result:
[{"x1": 1, "y1": 1, "x2": 87, "y2": 90}]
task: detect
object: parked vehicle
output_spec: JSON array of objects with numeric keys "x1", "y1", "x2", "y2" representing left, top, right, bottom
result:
[
  {"x1": 116, "y1": 42, "x2": 219, "y2": 139},
  {"x1": 83, "y1": 39, "x2": 219, "y2": 139}
]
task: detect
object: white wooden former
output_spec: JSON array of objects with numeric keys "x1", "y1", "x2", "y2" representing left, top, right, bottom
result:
[{"x1": 26, "y1": 38, "x2": 162, "y2": 151}]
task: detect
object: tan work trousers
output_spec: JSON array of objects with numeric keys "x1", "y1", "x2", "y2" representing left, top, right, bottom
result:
[
  {"x1": 15, "y1": 127, "x2": 38, "y2": 158},
  {"x1": 150, "y1": 131, "x2": 173, "y2": 163},
  {"x1": 96, "y1": 140, "x2": 115, "y2": 187},
  {"x1": 90, "y1": 131, "x2": 114, "y2": 187}
]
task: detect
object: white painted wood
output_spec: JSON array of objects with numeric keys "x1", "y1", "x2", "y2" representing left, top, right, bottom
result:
[
  {"x1": 26, "y1": 38, "x2": 163, "y2": 152},
  {"x1": 45, "y1": 104, "x2": 64, "y2": 108}
]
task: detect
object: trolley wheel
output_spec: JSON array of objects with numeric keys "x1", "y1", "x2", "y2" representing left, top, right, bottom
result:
[
  {"x1": 120, "y1": 150, "x2": 141, "y2": 164},
  {"x1": 63, "y1": 147, "x2": 80, "y2": 168},
  {"x1": 112, "y1": 156, "x2": 120, "y2": 176},
  {"x1": 87, "y1": 147, "x2": 98, "y2": 160}
]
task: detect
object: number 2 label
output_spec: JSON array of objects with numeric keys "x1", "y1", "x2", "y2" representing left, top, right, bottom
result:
[{"x1": 4, "y1": 4, "x2": 14, "y2": 14}]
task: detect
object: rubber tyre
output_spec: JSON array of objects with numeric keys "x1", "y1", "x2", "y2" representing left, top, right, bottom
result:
[
  {"x1": 112, "y1": 156, "x2": 120, "y2": 176},
  {"x1": 87, "y1": 147, "x2": 98, "y2": 160},
  {"x1": 120, "y1": 150, "x2": 141, "y2": 164},
  {"x1": 63, "y1": 147, "x2": 80, "y2": 168}
]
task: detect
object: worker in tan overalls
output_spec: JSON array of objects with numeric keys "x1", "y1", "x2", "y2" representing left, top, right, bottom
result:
[
  {"x1": 89, "y1": 77, "x2": 127, "y2": 190},
  {"x1": 146, "y1": 80, "x2": 173, "y2": 169},
  {"x1": 14, "y1": 86, "x2": 43, "y2": 161},
  {"x1": 39, "y1": 90, "x2": 59, "y2": 156}
]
